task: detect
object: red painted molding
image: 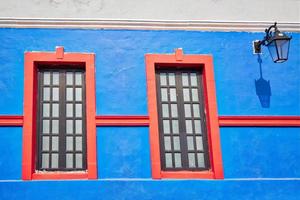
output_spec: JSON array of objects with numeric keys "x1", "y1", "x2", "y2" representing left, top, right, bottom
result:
[
  {"x1": 95, "y1": 115, "x2": 149, "y2": 126},
  {"x1": 0, "y1": 115, "x2": 23, "y2": 126},
  {"x1": 219, "y1": 116, "x2": 300, "y2": 127},
  {"x1": 32, "y1": 172, "x2": 88, "y2": 180}
]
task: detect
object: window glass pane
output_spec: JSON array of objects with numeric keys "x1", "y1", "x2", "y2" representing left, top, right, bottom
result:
[
  {"x1": 75, "y1": 88, "x2": 82, "y2": 101},
  {"x1": 76, "y1": 137, "x2": 82, "y2": 151},
  {"x1": 66, "y1": 137, "x2": 73, "y2": 151},
  {"x1": 42, "y1": 154, "x2": 49, "y2": 168},
  {"x1": 52, "y1": 88, "x2": 59, "y2": 101},
  {"x1": 43, "y1": 104, "x2": 50, "y2": 117},
  {"x1": 163, "y1": 120, "x2": 170, "y2": 134},
  {"x1": 75, "y1": 120, "x2": 82, "y2": 134},
  {"x1": 193, "y1": 104, "x2": 200, "y2": 118},
  {"x1": 183, "y1": 89, "x2": 190, "y2": 102},
  {"x1": 164, "y1": 136, "x2": 171, "y2": 151},
  {"x1": 188, "y1": 153, "x2": 196, "y2": 168},
  {"x1": 160, "y1": 73, "x2": 167, "y2": 86},
  {"x1": 66, "y1": 154, "x2": 73, "y2": 168},
  {"x1": 172, "y1": 120, "x2": 179, "y2": 134},
  {"x1": 187, "y1": 136, "x2": 195, "y2": 150},
  {"x1": 196, "y1": 136, "x2": 203, "y2": 151},
  {"x1": 42, "y1": 136, "x2": 49, "y2": 151},
  {"x1": 197, "y1": 153, "x2": 205, "y2": 168},
  {"x1": 43, "y1": 87, "x2": 50, "y2": 101},
  {"x1": 52, "y1": 103, "x2": 59, "y2": 117},
  {"x1": 182, "y1": 73, "x2": 189, "y2": 86},
  {"x1": 165, "y1": 153, "x2": 173, "y2": 168},
  {"x1": 194, "y1": 120, "x2": 202, "y2": 134},
  {"x1": 66, "y1": 88, "x2": 73, "y2": 101},
  {"x1": 51, "y1": 153, "x2": 58, "y2": 168},
  {"x1": 171, "y1": 104, "x2": 178, "y2": 117},
  {"x1": 66, "y1": 120, "x2": 73, "y2": 134},
  {"x1": 161, "y1": 88, "x2": 168, "y2": 102},
  {"x1": 52, "y1": 72, "x2": 59, "y2": 85},
  {"x1": 168, "y1": 73, "x2": 175, "y2": 86},
  {"x1": 75, "y1": 104, "x2": 82, "y2": 117},
  {"x1": 170, "y1": 88, "x2": 177, "y2": 102},
  {"x1": 52, "y1": 120, "x2": 59, "y2": 134},
  {"x1": 43, "y1": 72, "x2": 50, "y2": 85},
  {"x1": 184, "y1": 104, "x2": 191, "y2": 117},
  {"x1": 162, "y1": 104, "x2": 169, "y2": 117},
  {"x1": 174, "y1": 153, "x2": 182, "y2": 168},
  {"x1": 66, "y1": 104, "x2": 73, "y2": 117},
  {"x1": 192, "y1": 89, "x2": 199, "y2": 102},
  {"x1": 76, "y1": 154, "x2": 83, "y2": 168},
  {"x1": 52, "y1": 136, "x2": 59, "y2": 151},
  {"x1": 66, "y1": 72, "x2": 73, "y2": 85},
  {"x1": 43, "y1": 120, "x2": 50, "y2": 134},
  {"x1": 173, "y1": 136, "x2": 180, "y2": 151},
  {"x1": 185, "y1": 120, "x2": 193, "y2": 133},
  {"x1": 190, "y1": 73, "x2": 197, "y2": 86},
  {"x1": 75, "y1": 72, "x2": 82, "y2": 86}
]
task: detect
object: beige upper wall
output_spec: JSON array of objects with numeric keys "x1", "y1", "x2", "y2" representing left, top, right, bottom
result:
[{"x1": 0, "y1": 0, "x2": 299, "y2": 22}]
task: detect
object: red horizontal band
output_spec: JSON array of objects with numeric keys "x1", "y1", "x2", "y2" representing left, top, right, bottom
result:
[
  {"x1": 0, "y1": 115, "x2": 23, "y2": 126},
  {"x1": 219, "y1": 116, "x2": 300, "y2": 127},
  {"x1": 32, "y1": 172, "x2": 88, "y2": 180},
  {"x1": 95, "y1": 115, "x2": 149, "y2": 126},
  {"x1": 161, "y1": 170, "x2": 215, "y2": 179}
]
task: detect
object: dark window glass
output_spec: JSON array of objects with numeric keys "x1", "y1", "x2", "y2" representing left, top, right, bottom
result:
[
  {"x1": 37, "y1": 68, "x2": 87, "y2": 171},
  {"x1": 156, "y1": 68, "x2": 210, "y2": 171}
]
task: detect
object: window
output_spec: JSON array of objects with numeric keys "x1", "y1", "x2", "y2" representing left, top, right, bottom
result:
[
  {"x1": 145, "y1": 49, "x2": 224, "y2": 179},
  {"x1": 156, "y1": 69, "x2": 210, "y2": 171},
  {"x1": 37, "y1": 68, "x2": 86, "y2": 171},
  {"x1": 22, "y1": 47, "x2": 97, "y2": 180}
]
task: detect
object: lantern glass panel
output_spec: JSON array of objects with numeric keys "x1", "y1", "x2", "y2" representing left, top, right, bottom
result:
[{"x1": 275, "y1": 39, "x2": 290, "y2": 61}]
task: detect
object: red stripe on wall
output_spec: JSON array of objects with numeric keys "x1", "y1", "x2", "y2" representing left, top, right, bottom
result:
[
  {"x1": 0, "y1": 115, "x2": 23, "y2": 126},
  {"x1": 95, "y1": 116, "x2": 150, "y2": 126},
  {"x1": 218, "y1": 116, "x2": 300, "y2": 127}
]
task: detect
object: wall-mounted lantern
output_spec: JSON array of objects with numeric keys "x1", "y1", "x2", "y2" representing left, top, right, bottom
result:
[{"x1": 253, "y1": 22, "x2": 292, "y2": 63}]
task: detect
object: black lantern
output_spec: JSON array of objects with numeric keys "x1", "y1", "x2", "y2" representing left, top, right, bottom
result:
[{"x1": 253, "y1": 22, "x2": 292, "y2": 63}]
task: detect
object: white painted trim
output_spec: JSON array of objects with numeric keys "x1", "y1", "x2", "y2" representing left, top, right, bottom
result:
[{"x1": 0, "y1": 18, "x2": 299, "y2": 32}]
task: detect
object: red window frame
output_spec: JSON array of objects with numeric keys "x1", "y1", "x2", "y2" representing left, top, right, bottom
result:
[
  {"x1": 22, "y1": 47, "x2": 97, "y2": 180},
  {"x1": 145, "y1": 49, "x2": 224, "y2": 179}
]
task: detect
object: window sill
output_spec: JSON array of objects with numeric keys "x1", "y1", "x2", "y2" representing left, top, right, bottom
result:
[
  {"x1": 32, "y1": 171, "x2": 89, "y2": 180},
  {"x1": 160, "y1": 170, "x2": 216, "y2": 179}
]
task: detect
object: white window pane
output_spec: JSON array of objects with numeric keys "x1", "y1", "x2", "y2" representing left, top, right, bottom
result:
[
  {"x1": 197, "y1": 153, "x2": 205, "y2": 168},
  {"x1": 75, "y1": 120, "x2": 82, "y2": 134},
  {"x1": 193, "y1": 104, "x2": 200, "y2": 118},
  {"x1": 194, "y1": 120, "x2": 202, "y2": 134},
  {"x1": 188, "y1": 153, "x2": 196, "y2": 168},
  {"x1": 43, "y1": 120, "x2": 50, "y2": 134},
  {"x1": 171, "y1": 104, "x2": 178, "y2": 117},
  {"x1": 52, "y1": 120, "x2": 59, "y2": 134},
  {"x1": 43, "y1": 72, "x2": 50, "y2": 85},
  {"x1": 42, "y1": 136, "x2": 49, "y2": 151},
  {"x1": 43, "y1": 88, "x2": 50, "y2": 101},
  {"x1": 190, "y1": 73, "x2": 198, "y2": 86},
  {"x1": 42, "y1": 154, "x2": 49, "y2": 168},
  {"x1": 51, "y1": 153, "x2": 58, "y2": 168},
  {"x1": 66, "y1": 104, "x2": 73, "y2": 117},
  {"x1": 185, "y1": 120, "x2": 193, "y2": 133},
  {"x1": 168, "y1": 73, "x2": 175, "y2": 86},
  {"x1": 183, "y1": 89, "x2": 190, "y2": 102},
  {"x1": 66, "y1": 136, "x2": 73, "y2": 151},
  {"x1": 184, "y1": 104, "x2": 192, "y2": 117},
  {"x1": 192, "y1": 89, "x2": 199, "y2": 102},
  {"x1": 52, "y1": 72, "x2": 59, "y2": 85},
  {"x1": 75, "y1": 72, "x2": 82, "y2": 86},
  {"x1": 164, "y1": 136, "x2": 171, "y2": 151},
  {"x1": 162, "y1": 104, "x2": 169, "y2": 117},
  {"x1": 161, "y1": 88, "x2": 168, "y2": 101},
  {"x1": 52, "y1": 103, "x2": 59, "y2": 117},
  {"x1": 187, "y1": 136, "x2": 195, "y2": 150},
  {"x1": 76, "y1": 154, "x2": 83, "y2": 168},
  {"x1": 66, "y1": 154, "x2": 73, "y2": 168},
  {"x1": 163, "y1": 120, "x2": 170, "y2": 134},
  {"x1": 196, "y1": 136, "x2": 203, "y2": 151},
  {"x1": 66, "y1": 72, "x2": 73, "y2": 85},
  {"x1": 165, "y1": 153, "x2": 172, "y2": 168},
  {"x1": 172, "y1": 120, "x2": 179, "y2": 134},
  {"x1": 75, "y1": 88, "x2": 82, "y2": 101},
  {"x1": 43, "y1": 104, "x2": 50, "y2": 117},
  {"x1": 75, "y1": 104, "x2": 82, "y2": 117},
  {"x1": 160, "y1": 73, "x2": 167, "y2": 86},
  {"x1": 76, "y1": 137, "x2": 82, "y2": 151},
  {"x1": 52, "y1": 136, "x2": 59, "y2": 151},
  {"x1": 182, "y1": 73, "x2": 189, "y2": 86},
  {"x1": 66, "y1": 88, "x2": 73, "y2": 101},
  {"x1": 174, "y1": 153, "x2": 182, "y2": 168},
  {"x1": 52, "y1": 88, "x2": 59, "y2": 101},
  {"x1": 66, "y1": 120, "x2": 73, "y2": 134},
  {"x1": 170, "y1": 88, "x2": 177, "y2": 102},
  {"x1": 173, "y1": 136, "x2": 180, "y2": 151}
]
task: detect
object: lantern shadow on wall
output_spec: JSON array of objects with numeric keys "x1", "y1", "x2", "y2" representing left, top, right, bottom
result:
[{"x1": 255, "y1": 55, "x2": 271, "y2": 108}]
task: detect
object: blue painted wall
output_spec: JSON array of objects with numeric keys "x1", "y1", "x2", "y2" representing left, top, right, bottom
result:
[{"x1": 0, "y1": 28, "x2": 299, "y2": 199}]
